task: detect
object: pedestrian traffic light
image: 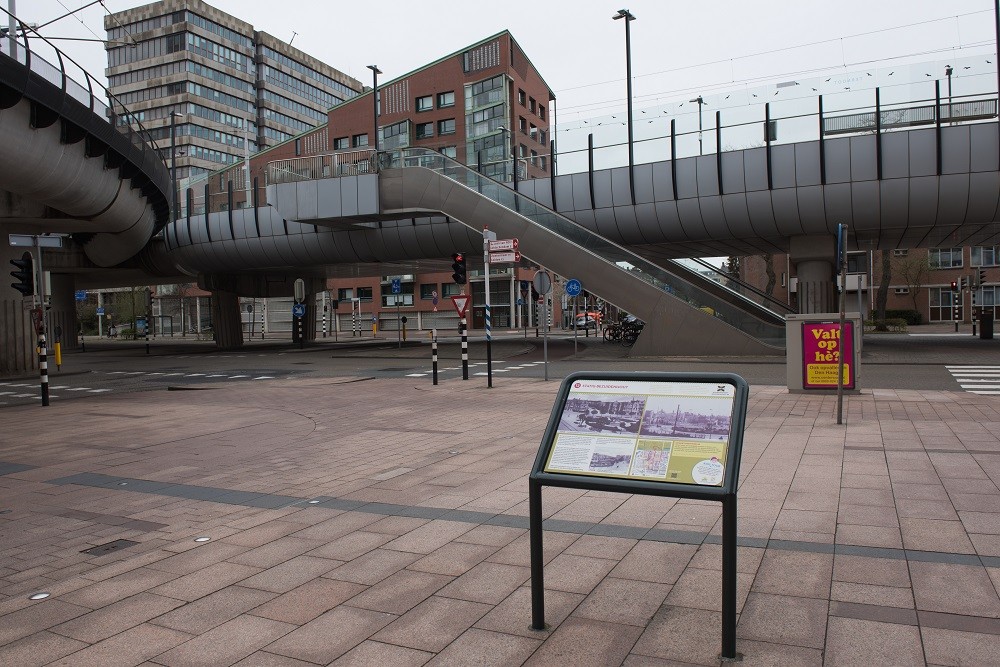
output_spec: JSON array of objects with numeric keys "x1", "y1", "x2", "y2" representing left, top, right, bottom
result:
[
  {"x1": 981, "y1": 269, "x2": 988, "y2": 285},
  {"x1": 961, "y1": 276, "x2": 969, "y2": 290},
  {"x1": 451, "y1": 252, "x2": 467, "y2": 285},
  {"x1": 951, "y1": 280, "x2": 958, "y2": 292},
  {"x1": 9, "y1": 251, "x2": 34, "y2": 297}
]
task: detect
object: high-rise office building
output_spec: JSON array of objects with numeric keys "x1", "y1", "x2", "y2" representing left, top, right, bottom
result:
[{"x1": 104, "y1": 0, "x2": 364, "y2": 184}]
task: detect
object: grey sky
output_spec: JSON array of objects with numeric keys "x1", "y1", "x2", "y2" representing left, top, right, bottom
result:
[{"x1": 21, "y1": 0, "x2": 999, "y2": 121}]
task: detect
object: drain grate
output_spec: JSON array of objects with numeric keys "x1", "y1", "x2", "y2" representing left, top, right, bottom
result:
[{"x1": 81, "y1": 539, "x2": 139, "y2": 556}]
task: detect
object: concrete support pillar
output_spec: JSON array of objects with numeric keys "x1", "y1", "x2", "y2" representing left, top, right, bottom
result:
[
  {"x1": 0, "y1": 243, "x2": 35, "y2": 376},
  {"x1": 790, "y1": 235, "x2": 837, "y2": 314},
  {"x1": 210, "y1": 291, "x2": 244, "y2": 349},
  {"x1": 48, "y1": 273, "x2": 79, "y2": 351}
]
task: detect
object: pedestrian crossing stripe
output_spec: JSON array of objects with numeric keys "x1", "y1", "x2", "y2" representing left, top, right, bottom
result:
[{"x1": 946, "y1": 366, "x2": 1000, "y2": 394}]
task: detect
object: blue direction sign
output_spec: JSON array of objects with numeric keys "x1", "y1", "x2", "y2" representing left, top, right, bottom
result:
[
  {"x1": 292, "y1": 303, "x2": 306, "y2": 318},
  {"x1": 96, "y1": 307, "x2": 105, "y2": 315},
  {"x1": 565, "y1": 278, "x2": 583, "y2": 297},
  {"x1": 74, "y1": 290, "x2": 87, "y2": 302},
  {"x1": 391, "y1": 278, "x2": 401, "y2": 294}
]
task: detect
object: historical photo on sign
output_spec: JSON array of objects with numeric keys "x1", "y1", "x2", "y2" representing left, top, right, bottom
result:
[{"x1": 544, "y1": 379, "x2": 737, "y2": 486}]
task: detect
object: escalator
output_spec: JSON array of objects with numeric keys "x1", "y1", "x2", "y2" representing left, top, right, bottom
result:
[{"x1": 377, "y1": 148, "x2": 785, "y2": 356}]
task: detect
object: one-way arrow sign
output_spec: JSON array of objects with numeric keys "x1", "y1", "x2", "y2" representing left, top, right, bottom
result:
[{"x1": 450, "y1": 295, "x2": 470, "y2": 317}]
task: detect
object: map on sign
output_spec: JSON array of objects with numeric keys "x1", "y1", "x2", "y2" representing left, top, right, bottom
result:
[
  {"x1": 543, "y1": 378, "x2": 737, "y2": 487},
  {"x1": 488, "y1": 238, "x2": 518, "y2": 252}
]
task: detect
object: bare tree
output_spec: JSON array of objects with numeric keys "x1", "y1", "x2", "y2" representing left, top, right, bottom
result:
[
  {"x1": 763, "y1": 255, "x2": 776, "y2": 297},
  {"x1": 875, "y1": 250, "x2": 891, "y2": 328},
  {"x1": 893, "y1": 254, "x2": 931, "y2": 312}
]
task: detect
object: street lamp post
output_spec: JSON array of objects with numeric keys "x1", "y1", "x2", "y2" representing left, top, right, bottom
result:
[
  {"x1": 613, "y1": 8, "x2": 636, "y2": 205},
  {"x1": 169, "y1": 111, "x2": 182, "y2": 221},
  {"x1": 945, "y1": 65, "x2": 953, "y2": 125},
  {"x1": 690, "y1": 95, "x2": 706, "y2": 155},
  {"x1": 367, "y1": 65, "x2": 382, "y2": 153}
]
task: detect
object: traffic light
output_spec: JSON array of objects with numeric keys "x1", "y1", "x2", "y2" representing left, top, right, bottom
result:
[
  {"x1": 950, "y1": 280, "x2": 958, "y2": 292},
  {"x1": 961, "y1": 276, "x2": 969, "y2": 290},
  {"x1": 981, "y1": 269, "x2": 988, "y2": 286},
  {"x1": 451, "y1": 252, "x2": 467, "y2": 285},
  {"x1": 9, "y1": 251, "x2": 34, "y2": 297}
]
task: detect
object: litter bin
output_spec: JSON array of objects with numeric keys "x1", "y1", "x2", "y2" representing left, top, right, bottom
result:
[{"x1": 981, "y1": 312, "x2": 994, "y2": 339}]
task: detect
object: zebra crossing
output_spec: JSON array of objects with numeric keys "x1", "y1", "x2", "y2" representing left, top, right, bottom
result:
[
  {"x1": 947, "y1": 366, "x2": 1000, "y2": 395},
  {"x1": 403, "y1": 361, "x2": 546, "y2": 378}
]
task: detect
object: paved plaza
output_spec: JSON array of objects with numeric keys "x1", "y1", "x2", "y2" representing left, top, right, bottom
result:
[{"x1": 2, "y1": 356, "x2": 1000, "y2": 665}]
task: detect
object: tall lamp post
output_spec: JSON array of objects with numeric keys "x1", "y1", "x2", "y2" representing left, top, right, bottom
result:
[
  {"x1": 690, "y1": 95, "x2": 706, "y2": 155},
  {"x1": 613, "y1": 9, "x2": 636, "y2": 205},
  {"x1": 169, "y1": 111, "x2": 182, "y2": 221},
  {"x1": 945, "y1": 65, "x2": 953, "y2": 125},
  {"x1": 367, "y1": 65, "x2": 382, "y2": 153}
]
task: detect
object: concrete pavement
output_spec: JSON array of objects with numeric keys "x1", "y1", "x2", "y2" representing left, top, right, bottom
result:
[{"x1": 2, "y1": 335, "x2": 1000, "y2": 664}]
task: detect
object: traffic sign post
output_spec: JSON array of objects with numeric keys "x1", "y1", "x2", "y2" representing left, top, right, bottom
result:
[
  {"x1": 565, "y1": 279, "x2": 583, "y2": 355},
  {"x1": 483, "y1": 229, "x2": 497, "y2": 388},
  {"x1": 292, "y1": 302, "x2": 306, "y2": 349},
  {"x1": 392, "y1": 278, "x2": 402, "y2": 349},
  {"x1": 451, "y1": 295, "x2": 470, "y2": 380},
  {"x1": 533, "y1": 270, "x2": 553, "y2": 381}
]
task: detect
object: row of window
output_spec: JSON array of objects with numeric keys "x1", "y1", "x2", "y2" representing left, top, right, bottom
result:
[
  {"x1": 517, "y1": 116, "x2": 547, "y2": 145},
  {"x1": 146, "y1": 122, "x2": 250, "y2": 150},
  {"x1": 416, "y1": 91, "x2": 455, "y2": 112},
  {"x1": 927, "y1": 246, "x2": 1000, "y2": 268},
  {"x1": 110, "y1": 10, "x2": 256, "y2": 50},
  {"x1": 261, "y1": 65, "x2": 346, "y2": 109},
  {"x1": 262, "y1": 126, "x2": 294, "y2": 143},
  {"x1": 465, "y1": 75, "x2": 505, "y2": 111},
  {"x1": 260, "y1": 108, "x2": 317, "y2": 134},
  {"x1": 114, "y1": 102, "x2": 254, "y2": 133},
  {"x1": 260, "y1": 47, "x2": 359, "y2": 99},
  {"x1": 517, "y1": 88, "x2": 546, "y2": 120},
  {"x1": 187, "y1": 33, "x2": 253, "y2": 74},
  {"x1": 115, "y1": 81, "x2": 255, "y2": 114},
  {"x1": 415, "y1": 118, "x2": 456, "y2": 139},
  {"x1": 259, "y1": 89, "x2": 326, "y2": 123},
  {"x1": 336, "y1": 283, "x2": 465, "y2": 305},
  {"x1": 109, "y1": 59, "x2": 253, "y2": 96},
  {"x1": 333, "y1": 135, "x2": 369, "y2": 150}
]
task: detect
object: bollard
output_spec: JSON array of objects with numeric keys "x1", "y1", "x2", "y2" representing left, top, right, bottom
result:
[
  {"x1": 432, "y1": 329, "x2": 438, "y2": 385},
  {"x1": 54, "y1": 341, "x2": 62, "y2": 371},
  {"x1": 38, "y1": 333, "x2": 49, "y2": 407},
  {"x1": 461, "y1": 317, "x2": 469, "y2": 380}
]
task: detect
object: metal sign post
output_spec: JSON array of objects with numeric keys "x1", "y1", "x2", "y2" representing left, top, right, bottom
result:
[
  {"x1": 483, "y1": 229, "x2": 497, "y2": 388},
  {"x1": 533, "y1": 270, "x2": 553, "y2": 381},
  {"x1": 450, "y1": 295, "x2": 470, "y2": 380},
  {"x1": 836, "y1": 223, "x2": 847, "y2": 425},
  {"x1": 432, "y1": 329, "x2": 439, "y2": 385},
  {"x1": 565, "y1": 278, "x2": 583, "y2": 355},
  {"x1": 392, "y1": 278, "x2": 402, "y2": 349}
]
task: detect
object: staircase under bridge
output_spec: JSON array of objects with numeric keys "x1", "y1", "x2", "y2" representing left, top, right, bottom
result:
[{"x1": 265, "y1": 148, "x2": 789, "y2": 357}]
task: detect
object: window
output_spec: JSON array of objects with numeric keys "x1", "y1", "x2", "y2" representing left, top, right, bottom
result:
[
  {"x1": 539, "y1": 155, "x2": 547, "y2": 171},
  {"x1": 416, "y1": 95, "x2": 433, "y2": 112},
  {"x1": 356, "y1": 287, "x2": 373, "y2": 302},
  {"x1": 294, "y1": 138, "x2": 301, "y2": 156},
  {"x1": 379, "y1": 120, "x2": 410, "y2": 150},
  {"x1": 929, "y1": 286, "x2": 960, "y2": 322},
  {"x1": 352, "y1": 134, "x2": 368, "y2": 147},
  {"x1": 415, "y1": 122, "x2": 434, "y2": 139},
  {"x1": 442, "y1": 283, "x2": 462, "y2": 296},
  {"x1": 929, "y1": 248, "x2": 963, "y2": 269},
  {"x1": 381, "y1": 283, "x2": 414, "y2": 307},
  {"x1": 518, "y1": 89, "x2": 526, "y2": 105},
  {"x1": 437, "y1": 91, "x2": 455, "y2": 108},
  {"x1": 420, "y1": 284, "x2": 438, "y2": 299},
  {"x1": 519, "y1": 144, "x2": 528, "y2": 158},
  {"x1": 529, "y1": 97, "x2": 536, "y2": 113},
  {"x1": 538, "y1": 105, "x2": 545, "y2": 120},
  {"x1": 334, "y1": 137, "x2": 349, "y2": 150},
  {"x1": 519, "y1": 116, "x2": 527, "y2": 133},
  {"x1": 530, "y1": 149, "x2": 538, "y2": 166},
  {"x1": 439, "y1": 146, "x2": 457, "y2": 158},
  {"x1": 337, "y1": 288, "x2": 354, "y2": 301},
  {"x1": 538, "y1": 129, "x2": 547, "y2": 145},
  {"x1": 529, "y1": 124, "x2": 537, "y2": 141},
  {"x1": 893, "y1": 249, "x2": 908, "y2": 257},
  {"x1": 972, "y1": 246, "x2": 1000, "y2": 267},
  {"x1": 894, "y1": 287, "x2": 910, "y2": 294},
  {"x1": 438, "y1": 118, "x2": 456, "y2": 135}
]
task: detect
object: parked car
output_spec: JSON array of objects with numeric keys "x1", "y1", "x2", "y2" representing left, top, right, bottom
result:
[{"x1": 574, "y1": 314, "x2": 598, "y2": 329}]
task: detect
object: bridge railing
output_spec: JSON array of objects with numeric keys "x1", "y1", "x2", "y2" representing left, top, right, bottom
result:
[{"x1": 0, "y1": 11, "x2": 170, "y2": 223}]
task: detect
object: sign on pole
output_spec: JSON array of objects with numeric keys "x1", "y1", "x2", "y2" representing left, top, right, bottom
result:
[
  {"x1": 565, "y1": 278, "x2": 582, "y2": 297},
  {"x1": 450, "y1": 295, "x2": 470, "y2": 317},
  {"x1": 489, "y1": 251, "x2": 521, "y2": 263},
  {"x1": 391, "y1": 278, "x2": 401, "y2": 294},
  {"x1": 292, "y1": 303, "x2": 305, "y2": 318},
  {"x1": 532, "y1": 270, "x2": 552, "y2": 295},
  {"x1": 488, "y1": 238, "x2": 518, "y2": 253}
]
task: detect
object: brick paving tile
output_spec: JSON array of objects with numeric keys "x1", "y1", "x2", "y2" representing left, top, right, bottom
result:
[
  {"x1": 563, "y1": 534, "x2": 638, "y2": 560},
  {"x1": 427, "y1": 627, "x2": 541, "y2": 666},
  {"x1": 329, "y1": 640, "x2": 433, "y2": 666},
  {"x1": 324, "y1": 548, "x2": 422, "y2": 585},
  {"x1": 737, "y1": 593, "x2": 829, "y2": 649},
  {"x1": 900, "y1": 518, "x2": 977, "y2": 554},
  {"x1": 826, "y1": 616, "x2": 924, "y2": 666},
  {"x1": 153, "y1": 614, "x2": 294, "y2": 666},
  {"x1": 385, "y1": 519, "x2": 476, "y2": 554},
  {"x1": 573, "y1": 577, "x2": 671, "y2": 626},
  {"x1": 829, "y1": 581, "x2": 914, "y2": 608},
  {"x1": 686, "y1": 543, "x2": 765, "y2": 575},
  {"x1": 265, "y1": 606, "x2": 396, "y2": 664},
  {"x1": 150, "y1": 562, "x2": 261, "y2": 602},
  {"x1": 147, "y1": 541, "x2": 250, "y2": 575},
  {"x1": 436, "y1": 561, "x2": 530, "y2": 605},
  {"x1": 49, "y1": 623, "x2": 193, "y2": 667},
  {"x1": 832, "y1": 554, "x2": 911, "y2": 587},
  {"x1": 346, "y1": 569, "x2": 453, "y2": 614},
  {"x1": 224, "y1": 537, "x2": 326, "y2": 569},
  {"x1": 720, "y1": 639, "x2": 823, "y2": 666},
  {"x1": 610, "y1": 541, "x2": 698, "y2": 585},
  {"x1": 59, "y1": 567, "x2": 179, "y2": 609},
  {"x1": 249, "y1": 577, "x2": 365, "y2": 625},
  {"x1": 835, "y1": 524, "x2": 904, "y2": 549},
  {"x1": 474, "y1": 585, "x2": 585, "y2": 638},
  {"x1": 365, "y1": 515, "x2": 432, "y2": 535},
  {"x1": 303, "y1": 530, "x2": 394, "y2": 561},
  {"x1": 407, "y1": 541, "x2": 500, "y2": 576},
  {"x1": 958, "y1": 511, "x2": 1000, "y2": 535},
  {"x1": 910, "y1": 561, "x2": 1000, "y2": 617},
  {"x1": 630, "y1": 605, "x2": 722, "y2": 665},
  {"x1": 372, "y1": 595, "x2": 493, "y2": 653},
  {"x1": 286, "y1": 511, "x2": 381, "y2": 542},
  {"x1": 525, "y1": 616, "x2": 641, "y2": 666},
  {"x1": 0, "y1": 631, "x2": 87, "y2": 667},
  {"x1": 750, "y1": 550, "x2": 833, "y2": 599},
  {"x1": 665, "y1": 567, "x2": 753, "y2": 614},
  {"x1": 486, "y1": 530, "x2": 579, "y2": 567},
  {"x1": 151, "y1": 586, "x2": 276, "y2": 635},
  {"x1": 231, "y1": 651, "x2": 316, "y2": 666},
  {"x1": 237, "y1": 554, "x2": 340, "y2": 594},
  {"x1": 539, "y1": 553, "x2": 617, "y2": 594},
  {"x1": 0, "y1": 599, "x2": 91, "y2": 645},
  {"x1": 49, "y1": 591, "x2": 185, "y2": 643},
  {"x1": 921, "y1": 626, "x2": 1000, "y2": 665}
]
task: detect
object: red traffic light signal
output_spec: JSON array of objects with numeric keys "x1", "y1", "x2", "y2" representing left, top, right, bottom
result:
[
  {"x1": 951, "y1": 280, "x2": 958, "y2": 291},
  {"x1": 451, "y1": 252, "x2": 467, "y2": 285},
  {"x1": 9, "y1": 251, "x2": 34, "y2": 297}
]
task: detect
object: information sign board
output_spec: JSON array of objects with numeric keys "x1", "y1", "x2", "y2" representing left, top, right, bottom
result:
[
  {"x1": 75, "y1": 290, "x2": 87, "y2": 302},
  {"x1": 802, "y1": 321, "x2": 854, "y2": 389},
  {"x1": 391, "y1": 278, "x2": 401, "y2": 294},
  {"x1": 489, "y1": 251, "x2": 521, "y2": 263},
  {"x1": 488, "y1": 238, "x2": 518, "y2": 252}
]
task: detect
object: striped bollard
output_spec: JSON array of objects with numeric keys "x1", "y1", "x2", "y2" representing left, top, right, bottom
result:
[
  {"x1": 432, "y1": 329, "x2": 438, "y2": 385},
  {"x1": 461, "y1": 316, "x2": 468, "y2": 380},
  {"x1": 39, "y1": 333, "x2": 49, "y2": 407},
  {"x1": 485, "y1": 303, "x2": 493, "y2": 388}
]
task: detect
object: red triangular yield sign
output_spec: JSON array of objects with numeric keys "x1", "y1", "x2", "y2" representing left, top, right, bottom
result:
[{"x1": 450, "y1": 295, "x2": 470, "y2": 317}]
